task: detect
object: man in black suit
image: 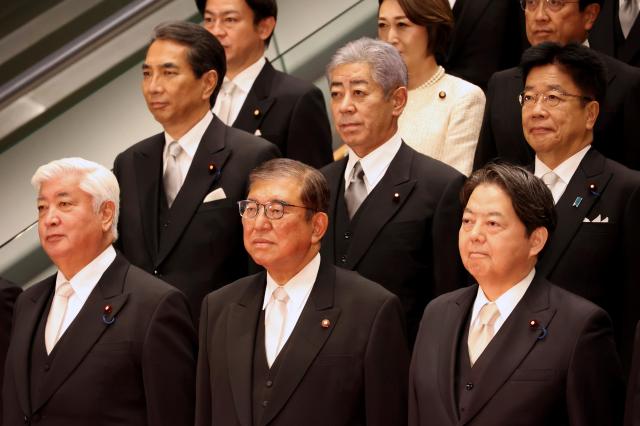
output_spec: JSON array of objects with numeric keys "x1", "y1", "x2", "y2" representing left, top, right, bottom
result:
[
  {"x1": 114, "y1": 21, "x2": 279, "y2": 322},
  {"x1": 195, "y1": 158, "x2": 409, "y2": 426},
  {"x1": 4, "y1": 158, "x2": 196, "y2": 426},
  {"x1": 590, "y1": 0, "x2": 640, "y2": 67},
  {"x1": 473, "y1": 0, "x2": 640, "y2": 171},
  {"x1": 626, "y1": 321, "x2": 640, "y2": 425},
  {"x1": 519, "y1": 42, "x2": 640, "y2": 371},
  {"x1": 320, "y1": 37, "x2": 466, "y2": 343},
  {"x1": 196, "y1": 0, "x2": 333, "y2": 168},
  {"x1": 446, "y1": 0, "x2": 526, "y2": 90},
  {"x1": 409, "y1": 163, "x2": 624, "y2": 426},
  {"x1": 0, "y1": 277, "x2": 21, "y2": 422}
]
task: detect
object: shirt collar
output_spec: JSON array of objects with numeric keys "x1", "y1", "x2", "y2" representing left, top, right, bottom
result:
[
  {"x1": 344, "y1": 131, "x2": 402, "y2": 190},
  {"x1": 55, "y1": 245, "x2": 117, "y2": 301},
  {"x1": 163, "y1": 111, "x2": 213, "y2": 159},
  {"x1": 471, "y1": 268, "x2": 536, "y2": 327},
  {"x1": 223, "y1": 57, "x2": 266, "y2": 94},
  {"x1": 263, "y1": 253, "x2": 321, "y2": 311},
  {"x1": 534, "y1": 144, "x2": 591, "y2": 185}
]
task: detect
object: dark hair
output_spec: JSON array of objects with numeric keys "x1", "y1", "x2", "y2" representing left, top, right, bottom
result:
[
  {"x1": 520, "y1": 42, "x2": 607, "y2": 104},
  {"x1": 460, "y1": 163, "x2": 557, "y2": 237},
  {"x1": 249, "y1": 158, "x2": 329, "y2": 220},
  {"x1": 151, "y1": 21, "x2": 226, "y2": 104},
  {"x1": 579, "y1": 0, "x2": 604, "y2": 10},
  {"x1": 195, "y1": 0, "x2": 278, "y2": 46},
  {"x1": 378, "y1": 0, "x2": 453, "y2": 64}
]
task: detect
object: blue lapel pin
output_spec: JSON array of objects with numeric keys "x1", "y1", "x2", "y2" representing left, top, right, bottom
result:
[{"x1": 572, "y1": 196, "x2": 582, "y2": 208}]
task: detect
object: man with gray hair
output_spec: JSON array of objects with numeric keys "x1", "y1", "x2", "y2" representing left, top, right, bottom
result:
[
  {"x1": 320, "y1": 37, "x2": 467, "y2": 344},
  {"x1": 3, "y1": 158, "x2": 196, "y2": 426}
]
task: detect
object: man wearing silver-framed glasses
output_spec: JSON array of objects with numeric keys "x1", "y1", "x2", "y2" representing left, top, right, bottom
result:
[
  {"x1": 474, "y1": 0, "x2": 640, "y2": 172},
  {"x1": 520, "y1": 42, "x2": 640, "y2": 374},
  {"x1": 195, "y1": 158, "x2": 409, "y2": 426}
]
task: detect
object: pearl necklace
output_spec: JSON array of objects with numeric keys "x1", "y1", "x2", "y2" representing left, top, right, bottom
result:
[{"x1": 414, "y1": 66, "x2": 445, "y2": 91}]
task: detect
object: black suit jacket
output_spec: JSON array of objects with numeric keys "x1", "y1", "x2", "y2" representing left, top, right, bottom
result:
[
  {"x1": 0, "y1": 277, "x2": 21, "y2": 424},
  {"x1": 195, "y1": 259, "x2": 409, "y2": 426},
  {"x1": 321, "y1": 143, "x2": 466, "y2": 343},
  {"x1": 230, "y1": 62, "x2": 333, "y2": 168},
  {"x1": 590, "y1": 0, "x2": 640, "y2": 67},
  {"x1": 473, "y1": 51, "x2": 640, "y2": 170},
  {"x1": 626, "y1": 321, "x2": 640, "y2": 426},
  {"x1": 114, "y1": 116, "x2": 280, "y2": 322},
  {"x1": 409, "y1": 276, "x2": 624, "y2": 426},
  {"x1": 2, "y1": 253, "x2": 197, "y2": 426},
  {"x1": 445, "y1": 0, "x2": 526, "y2": 90},
  {"x1": 535, "y1": 148, "x2": 640, "y2": 371}
]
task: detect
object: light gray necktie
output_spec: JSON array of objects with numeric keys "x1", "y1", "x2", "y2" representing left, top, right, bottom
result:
[
  {"x1": 163, "y1": 141, "x2": 183, "y2": 208},
  {"x1": 217, "y1": 81, "x2": 237, "y2": 125},
  {"x1": 468, "y1": 302, "x2": 500, "y2": 366},
  {"x1": 541, "y1": 171, "x2": 560, "y2": 204},
  {"x1": 45, "y1": 281, "x2": 74, "y2": 354},
  {"x1": 620, "y1": 0, "x2": 639, "y2": 38},
  {"x1": 265, "y1": 286, "x2": 289, "y2": 367},
  {"x1": 345, "y1": 161, "x2": 367, "y2": 219}
]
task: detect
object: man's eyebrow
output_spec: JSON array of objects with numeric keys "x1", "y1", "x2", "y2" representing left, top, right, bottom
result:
[{"x1": 142, "y1": 62, "x2": 179, "y2": 70}]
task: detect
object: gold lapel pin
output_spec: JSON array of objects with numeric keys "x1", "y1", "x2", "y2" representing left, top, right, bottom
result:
[
  {"x1": 321, "y1": 319, "x2": 331, "y2": 328},
  {"x1": 253, "y1": 108, "x2": 261, "y2": 118}
]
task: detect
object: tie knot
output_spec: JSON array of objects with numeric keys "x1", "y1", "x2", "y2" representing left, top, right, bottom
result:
[
  {"x1": 56, "y1": 282, "x2": 74, "y2": 299},
  {"x1": 222, "y1": 80, "x2": 237, "y2": 96},
  {"x1": 272, "y1": 286, "x2": 289, "y2": 303},
  {"x1": 541, "y1": 171, "x2": 559, "y2": 188},
  {"x1": 168, "y1": 141, "x2": 182, "y2": 158},
  {"x1": 478, "y1": 303, "x2": 500, "y2": 326},
  {"x1": 350, "y1": 161, "x2": 365, "y2": 183}
]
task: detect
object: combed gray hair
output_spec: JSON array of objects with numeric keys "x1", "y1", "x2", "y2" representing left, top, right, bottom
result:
[
  {"x1": 326, "y1": 37, "x2": 408, "y2": 98},
  {"x1": 31, "y1": 157, "x2": 120, "y2": 241}
]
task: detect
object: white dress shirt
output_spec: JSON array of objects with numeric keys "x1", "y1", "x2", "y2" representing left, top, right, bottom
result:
[
  {"x1": 212, "y1": 57, "x2": 266, "y2": 126},
  {"x1": 534, "y1": 145, "x2": 591, "y2": 204},
  {"x1": 262, "y1": 253, "x2": 321, "y2": 353},
  {"x1": 343, "y1": 131, "x2": 403, "y2": 193},
  {"x1": 54, "y1": 245, "x2": 116, "y2": 336},
  {"x1": 469, "y1": 268, "x2": 536, "y2": 335},
  {"x1": 162, "y1": 111, "x2": 213, "y2": 189}
]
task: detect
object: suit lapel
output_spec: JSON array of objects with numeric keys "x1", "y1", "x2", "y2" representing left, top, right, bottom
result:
[
  {"x1": 156, "y1": 117, "x2": 230, "y2": 265},
  {"x1": 345, "y1": 143, "x2": 416, "y2": 269},
  {"x1": 233, "y1": 62, "x2": 276, "y2": 134},
  {"x1": 460, "y1": 277, "x2": 557, "y2": 425},
  {"x1": 226, "y1": 273, "x2": 265, "y2": 426},
  {"x1": 32, "y1": 254, "x2": 130, "y2": 412},
  {"x1": 448, "y1": 0, "x2": 492, "y2": 58},
  {"x1": 589, "y1": 0, "x2": 617, "y2": 57},
  {"x1": 260, "y1": 260, "x2": 341, "y2": 426},
  {"x1": 323, "y1": 160, "x2": 349, "y2": 263},
  {"x1": 10, "y1": 278, "x2": 53, "y2": 415},
  {"x1": 437, "y1": 287, "x2": 476, "y2": 424},
  {"x1": 133, "y1": 135, "x2": 163, "y2": 264},
  {"x1": 537, "y1": 150, "x2": 612, "y2": 277}
]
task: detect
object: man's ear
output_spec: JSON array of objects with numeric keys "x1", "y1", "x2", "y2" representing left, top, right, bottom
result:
[
  {"x1": 528, "y1": 226, "x2": 548, "y2": 258},
  {"x1": 256, "y1": 17, "x2": 276, "y2": 43},
  {"x1": 391, "y1": 86, "x2": 408, "y2": 117},
  {"x1": 99, "y1": 200, "x2": 116, "y2": 234},
  {"x1": 582, "y1": 3, "x2": 600, "y2": 32},
  {"x1": 311, "y1": 212, "x2": 328, "y2": 244},
  {"x1": 201, "y1": 69, "x2": 218, "y2": 101},
  {"x1": 585, "y1": 100, "x2": 599, "y2": 131}
]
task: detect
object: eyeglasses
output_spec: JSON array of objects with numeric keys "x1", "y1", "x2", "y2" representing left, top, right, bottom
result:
[
  {"x1": 237, "y1": 200, "x2": 315, "y2": 220},
  {"x1": 518, "y1": 91, "x2": 593, "y2": 108},
  {"x1": 520, "y1": 0, "x2": 580, "y2": 12}
]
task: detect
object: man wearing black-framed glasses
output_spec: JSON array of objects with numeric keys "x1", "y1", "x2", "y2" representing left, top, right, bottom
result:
[
  {"x1": 196, "y1": 158, "x2": 409, "y2": 426},
  {"x1": 474, "y1": 0, "x2": 640, "y2": 173},
  {"x1": 520, "y1": 42, "x2": 640, "y2": 376}
]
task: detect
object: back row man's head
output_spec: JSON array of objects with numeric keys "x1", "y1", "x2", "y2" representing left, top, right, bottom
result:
[{"x1": 521, "y1": 0, "x2": 603, "y2": 46}]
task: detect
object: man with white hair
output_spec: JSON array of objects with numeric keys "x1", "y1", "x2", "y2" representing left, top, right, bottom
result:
[{"x1": 3, "y1": 158, "x2": 197, "y2": 426}]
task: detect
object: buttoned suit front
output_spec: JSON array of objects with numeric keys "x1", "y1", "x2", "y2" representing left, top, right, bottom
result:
[
  {"x1": 473, "y1": 51, "x2": 640, "y2": 171},
  {"x1": 320, "y1": 143, "x2": 466, "y2": 343},
  {"x1": 590, "y1": 0, "x2": 640, "y2": 67},
  {"x1": 2, "y1": 253, "x2": 197, "y2": 426},
  {"x1": 0, "y1": 277, "x2": 21, "y2": 423},
  {"x1": 409, "y1": 276, "x2": 624, "y2": 426},
  {"x1": 195, "y1": 259, "x2": 409, "y2": 426},
  {"x1": 114, "y1": 116, "x2": 280, "y2": 322},
  {"x1": 535, "y1": 148, "x2": 640, "y2": 371},
  {"x1": 230, "y1": 61, "x2": 333, "y2": 168},
  {"x1": 445, "y1": 0, "x2": 526, "y2": 90}
]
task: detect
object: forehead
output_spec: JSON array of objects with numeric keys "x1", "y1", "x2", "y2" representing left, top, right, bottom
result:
[
  {"x1": 205, "y1": 0, "x2": 253, "y2": 15},
  {"x1": 466, "y1": 184, "x2": 517, "y2": 216},
  {"x1": 378, "y1": 0, "x2": 406, "y2": 18},
  {"x1": 248, "y1": 177, "x2": 302, "y2": 202},
  {"x1": 525, "y1": 63, "x2": 577, "y2": 90},
  {"x1": 145, "y1": 39, "x2": 190, "y2": 66},
  {"x1": 330, "y1": 62, "x2": 377, "y2": 86},
  {"x1": 38, "y1": 173, "x2": 84, "y2": 199}
]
